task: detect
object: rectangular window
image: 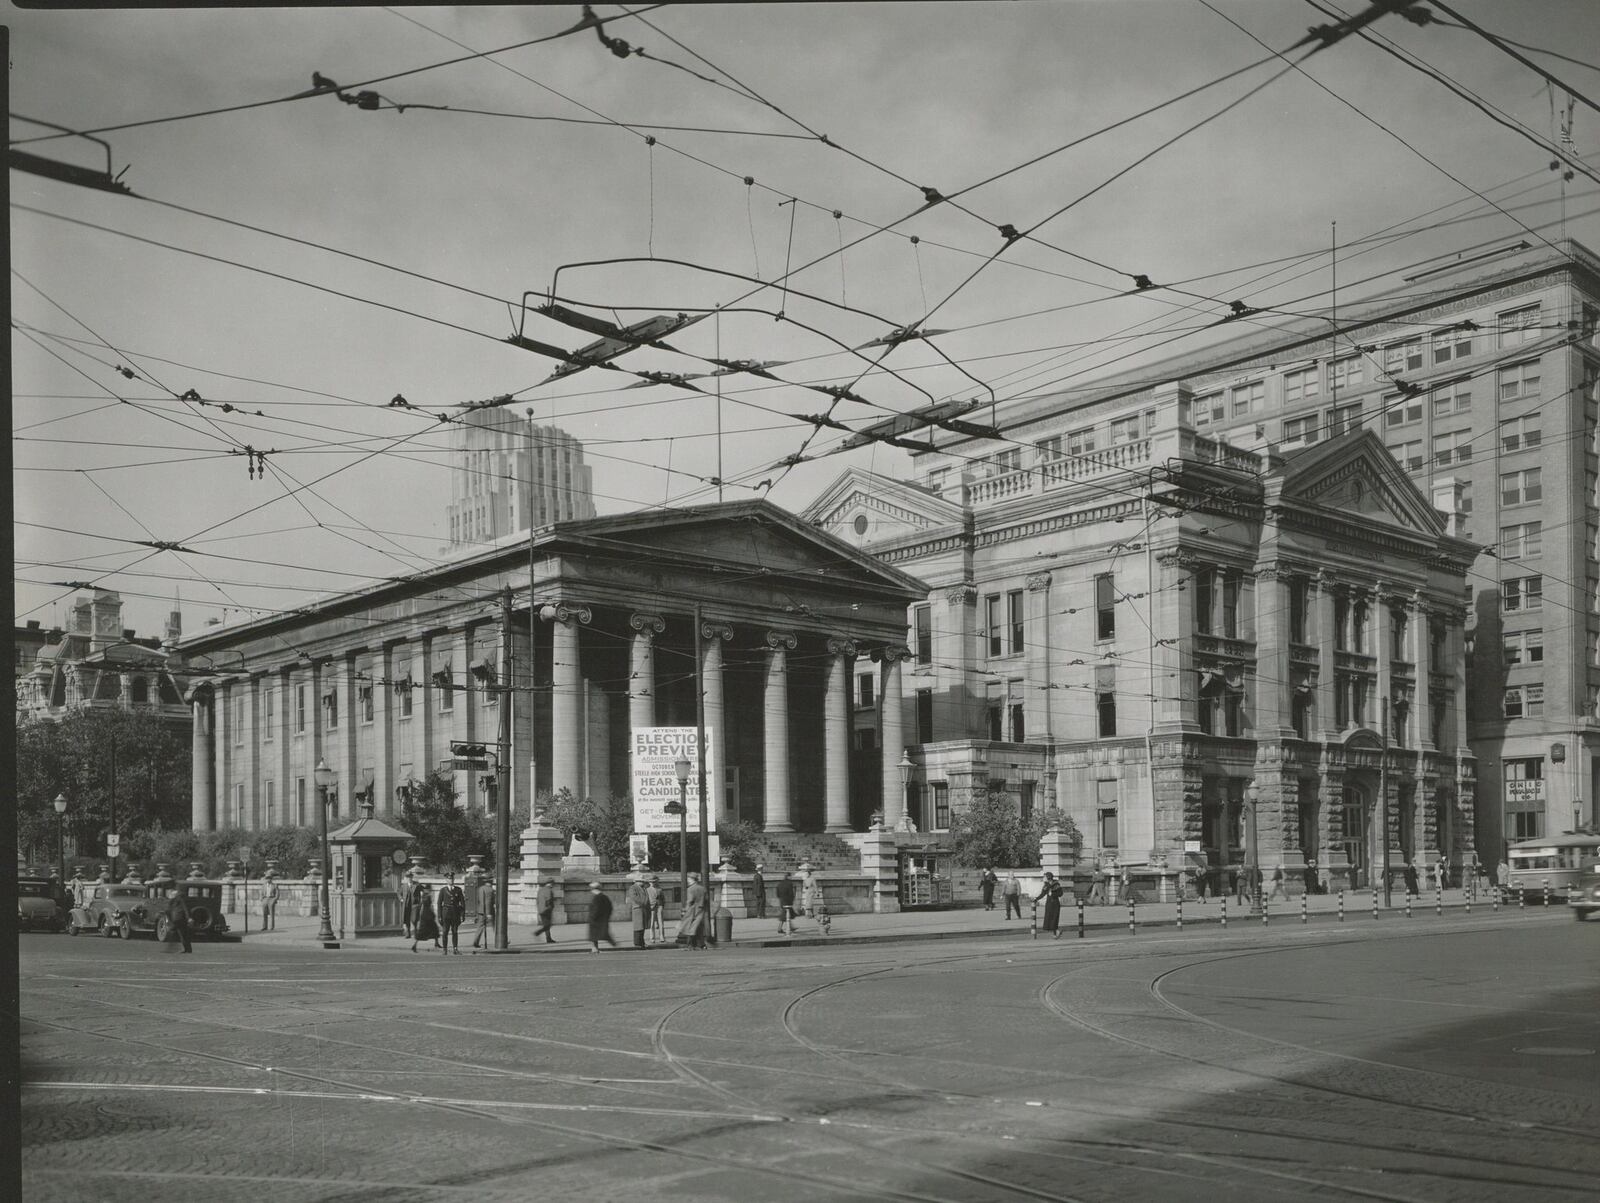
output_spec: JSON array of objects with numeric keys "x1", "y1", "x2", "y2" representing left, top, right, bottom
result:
[
  {"x1": 1498, "y1": 360, "x2": 1541, "y2": 401},
  {"x1": 913, "y1": 604, "x2": 932, "y2": 665},
  {"x1": 1008, "y1": 590, "x2": 1025, "y2": 653},
  {"x1": 295, "y1": 685, "x2": 306, "y2": 733},
  {"x1": 1109, "y1": 415, "x2": 1141, "y2": 444},
  {"x1": 438, "y1": 663, "x2": 454, "y2": 712},
  {"x1": 1099, "y1": 808, "x2": 1119, "y2": 849},
  {"x1": 1035, "y1": 436, "x2": 1062, "y2": 466},
  {"x1": 262, "y1": 689, "x2": 275, "y2": 741},
  {"x1": 1503, "y1": 629, "x2": 1544, "y2": 666},
  {"x1": 1190, "y1": 392, "x2": 1224, "y2": 427},
  {"x1": 1504, "y1": 686, "x2": 1531, "y2": 719},
  {"x1": 1502, "y1": 576, "x2": 1543, "y2": 612},
  {"x1": 1500, "y1": 521, "x2": 1543, "y2": 559},
  {"x1": 1384, "y1": 338, "x2": 1424, "y2": 373},
  {"x1": 1096, "y1": 573, "x2": 1116, "y2": 641},
  {"x1": 987, "y1": 448, "x2": 1022, "y2": 476},
  {"x1": 1499, "y1": 414, "x2": 1542, "y2": 452},
  {"x1": 986, "y1": 594, "x2": 1003, "y2": 657},
  {"x1": 325, "y1": 688, "x2": 338, "y2": 730},
  {"x1": 1221, "y1": 573, "x2": 1240, "y2": 639},
  {"x1": 1431, "y1": 429, "x2": 1473, "y2": 466},
  {"x1": 930, "y1": 782, "x2": 950, "y2": 830},
  {"x1": 1292, "y1": 691, "x2": 1313, "y2": 740},
  {"x1": 1282, "y1": 414, "x2": 1319, "y2": 447},
  {"x1": 988, "y1": 701, "x2": 1003, "y2": 742},
  {"x1": 1384, "y1": 394, "x2": 1423, "y2": 427},
  {"x1": 263, "y1": 778, "x2": 276, "y2": 827},
  {"x1": 1497, "y1": 304, "x2": 1541, "y2": 347},
  {"x1": 1430, "y1": 380, "x2": 1472, "y2": 418},
  {"x1": 1230, "y1": 380, "x2": 1264, "y2": 418},
  {"x1": 400, "y1": 680, "x2": 413, "y2": 718},
  {"x1": 858, "y1": 673, "x2": 874, "y2": 710},
  {"x1": 1350, "y1": 676, "x2": 1369, "y2": 727},
  {"x1": 1390, "y1": 607, "x2": 1409, "y2": 662},
  {"x1": 359, "y1": 683, "x2": 374, "y2": 724},
  {"x1": 1289, "y1": 577, "x2": 1309, "y2": 644},
  {"x1": 1009, "y1": 701, "x2": 1025, "y2": 743},
  {"x1": 231, "y1": 694, "x2": 243, "y2": 745},
  {"x1": 1096, "y1": 667, "x2": 1116, "y2": 738},
  {"x1": 1500, "y1": 468, "x2": 1542, "y2": 506},
  {"x1": 1066, "y1": 427, "x2": 1097, "y2": 456},
  {"x1": 1432, "y1": 326, "x2": 1474, "y2": 364},
  {"x1": 1328, "y1": 356, "x2": 1363, "y2": 391},
  {"x1": 1326, "y1": 402, "x2": 1363, "y2": 436},
  {"x1": 1387, "y1": 439, "x2": 1423, "y2": 471},
  {"x1": 295, "y1": 777, "x2": 306, "y2": 826},
  {"x1": 1283, "y1": 366, "x2": 1319, "y2": 403},
  {"x1": 1018, "y1": 781, "x2": 1035, "y2": 825},
  {"x1": 1196, "y1": 572, "x2": 1215, "y2": 636},
  {"x1": 916, "y1": 689, "x2": 933, "y2": 743},
  {"x1": 232, "y1": 784, "x2": 243, "y2": 828}
]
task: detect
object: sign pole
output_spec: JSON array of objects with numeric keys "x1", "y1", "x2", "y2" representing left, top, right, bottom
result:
[
  {"x1": 695, "y1": 603, "x2": 712, "y2": 940},
  {"x1": 497, "y1": 587, "x2": 513, "y2": 951}
]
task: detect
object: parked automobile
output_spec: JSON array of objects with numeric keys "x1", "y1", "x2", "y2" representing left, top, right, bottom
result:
[
  {"x1": 67, "y1": 880, "x2": 236, "y2": 941},
  {"x1": 1573, "y1": 862, "x2": 1600, "y2": 922},
  {"x1": 17, "y1": 875, "x2": 67, "y2": 932}
]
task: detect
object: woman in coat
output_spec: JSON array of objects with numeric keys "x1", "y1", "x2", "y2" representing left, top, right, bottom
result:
[
  {"x1": 587, "y1": 882, "x2": 617, "y2": 953},
  {"x1": 626, "y1": 877, "x2": 650, "y2": 949},
  {"x1": 409, "y1": 885, "x2": 439, "y2": 953},
  {"x1": 1036, "y1": 872, "x2": 1064, "y2": 938},
  {"x1": 678, "y1": 872, "x2": 708, "y2": 949}
]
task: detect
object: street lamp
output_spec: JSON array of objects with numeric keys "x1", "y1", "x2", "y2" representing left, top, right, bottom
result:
[
  {"x1": 53, "y1": 793, "x2": 68, "y2": 882},
  {"x1": 314, "y1": 758, "x2": 337, "y2": 943},
  {"x1": 669, "y1": 755, "x2": 691, "y2": 913},
  {"x1": 898, "y1": 750, "x2": 914, "y2": 831}
]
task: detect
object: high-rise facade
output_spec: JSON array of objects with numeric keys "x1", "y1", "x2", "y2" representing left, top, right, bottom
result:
[
  {"x1": 446, "y1": 409, "x2": 596, "y2": 549},
  {"x1": 809, "y1": 238, "x2": 1599, "y2": 878}
]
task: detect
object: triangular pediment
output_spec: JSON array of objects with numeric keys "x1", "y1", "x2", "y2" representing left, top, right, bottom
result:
[
  {"x1": 1276, "y1": 431, "x2": 1446, "y2": 535},
  {"x1": 802, "y1": 467, "x2": 964, "y2": 550}
]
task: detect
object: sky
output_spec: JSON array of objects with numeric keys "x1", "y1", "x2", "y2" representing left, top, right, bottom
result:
[{"x1": 11, "y1": 1, "x2": 1600, "y2": 640}]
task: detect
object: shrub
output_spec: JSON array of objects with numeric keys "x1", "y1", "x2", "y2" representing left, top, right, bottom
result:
[{"x1": 950, "y1": 789, "x2": 1081, "y2": 869}]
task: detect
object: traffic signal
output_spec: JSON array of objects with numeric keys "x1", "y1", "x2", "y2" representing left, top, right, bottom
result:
[{"x1": 451, "y1": 742, "x2": 489, "y2": 758}]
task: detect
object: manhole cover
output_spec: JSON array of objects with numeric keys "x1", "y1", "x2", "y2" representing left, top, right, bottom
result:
[{"x1": 1512, "y1": 1046, "x2": 1596, "y2": 1057}]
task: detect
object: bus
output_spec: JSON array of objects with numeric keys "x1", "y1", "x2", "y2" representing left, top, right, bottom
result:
[{"x1": 1505, "y1": 833, "x2": 1600, "y2": 902}]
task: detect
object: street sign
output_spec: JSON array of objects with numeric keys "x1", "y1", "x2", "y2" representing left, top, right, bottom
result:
[
  {"x1": 106, "y1": 833, "x2": 120, "y2": 850},
  {"x1": 447, "y1": 758, "x2": 489, "y2": 771}
]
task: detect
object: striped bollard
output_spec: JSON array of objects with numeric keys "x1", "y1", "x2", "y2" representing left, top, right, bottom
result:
[
  {"x1": 1076, "y1": 897, "x2": 1085, "y2": 939},
  {"x1": 1492, "y1": 885, "x2": 1499, "y2": 912},
  {"x1": 1519, "y1": 885, "x2": 1525, "y2": 910},
  {"x1": 1300, "y1": 893, "x2": 1308, "y2": 925},
  {"x1": 1031, "y1": 900, "x2": 1038, "y2": 940},
  {"x1": 1436, "y1": 885, "x2": 1443, "y2": 917},
  {"x1": 1261, "y1": 895, "x2": 1269, "y2": 926},
  {"x1": 1405, "y1": 892, "x2": 1412, "y2": 919},
  {"x1": 1220, "y1": 896, "x2": 1228, "y2": 928},
  {"x1": 1337, "y1": 890, "x2": 1345, "y2": 922},
  {"x1": 1127, "y1": 895, "x2": 1136, "y2": 934},
  {"x1": 1372, "y1": 888, "x2": 1379, "y2": 920},
  {"x1": 1464, "y1": 887, "x2": 1471, "y2": 915},
  {"x1": 1176, "y1": 894, "x2": 1183, "y2": 931},
  {"x1": 1543, "y1": 878, "x2": 1550, "y2": 908}
]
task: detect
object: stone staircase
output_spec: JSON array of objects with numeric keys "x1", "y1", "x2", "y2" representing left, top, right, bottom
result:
[{"x1": 752, "y1": 832, "x2": 862, "y2": 874}]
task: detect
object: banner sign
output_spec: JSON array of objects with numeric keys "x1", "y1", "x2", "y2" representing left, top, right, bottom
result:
[
  {"x1": 632, "y1": 726, "x2": 716, "y2": 834},
  {"x1": 1505, "y1": 777, "x2": 1544, "y2": 807}
]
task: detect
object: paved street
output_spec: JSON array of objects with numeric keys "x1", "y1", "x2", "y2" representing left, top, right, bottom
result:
[{"x1": 19, "y1": 904, "x2": 1598, "y2": 1202}]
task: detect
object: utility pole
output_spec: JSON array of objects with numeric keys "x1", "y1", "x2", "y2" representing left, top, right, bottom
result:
[
  {"x1": 109, "y1": 743, "x2": 118, "y2": 880},
  {"x1": 1380, "y1": 696, "x2": 1392, "y2": 908},
  {"x1": 695, "y1": 602, "x2": 710, "y2": 887},
  {"x1": 497, "y1": 586, "x2": 513, "y2": 951}
]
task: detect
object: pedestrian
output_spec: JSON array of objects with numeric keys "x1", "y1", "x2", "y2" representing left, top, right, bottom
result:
[
  {"x1": 1495, "y1": 860, "x2": 1509, "y2": 890},
  {"x1": 472, "y1": 874, "x2": 496, "y2": 950},
  {"x1": 647, "y1": 876, "x2": 666, "y2": 943},
  {"x1": 980, "y1": 867, "x2": 998, "y2": 911},
  {"x1": 679, "y1": 872, "x2": 709, "y2": 949},
  {"x1": 1036, "y1": 872, "x2": 1064, "y2": 938},
  {"x1": 1001, "y1": 870, "x2": 1023, "y2": 919},
  {"x1": 1402, "y1": 859, "x2": 1420, "y2": 898},
  {"x1": 802, "y1": 867, "x2": 830, "y2": 933},
  {"x1": 587, "y1": 881, "x2": 617, "y2": 952},
  {"x1": 410, "y1": 885, "x2": 439, "y2": 953},
  {"x1": 401, "y1": 870, "x2": 420, "y2": 940},
  {"x1": 775, "y1": 872, "x2": 797, "y2": 935},
  {"x1": 626, "y1": 876, "x2": 649, "y2": 949},
  {"x1": 1232, "y1": 863, "x2": 1249, "y2": 905},
  {"x1": 1087, "y1": 865, "x2": 1108, "y2": 906},
  {"x1": 1195, "y1": 851, "x2": 1211, "y2": 900},
  {"x1": 1302, "y1": 857, "x2": 1318, "y2": 896},
  {"x1": 533, "y1": 879, "x2": 558, "y2": 944},
  {"x1": 165, "y1": 887, "x2": 192, "y2": 954},
  {"x1": 262, "y1": 876, "x2": 280, "y2": 930},
  {"x1": 1436, "y1": 854, "x2": 1450, "y2": 891},
  {"x1": 1267, "y1": 864, "x2": 1288, "y2": 901},
  {"x1": 437, "y1": 872, "x2": 466, "y2": 955},
  {"x1": 751, "y1": 863, "x2": 767, "y2": 920}
]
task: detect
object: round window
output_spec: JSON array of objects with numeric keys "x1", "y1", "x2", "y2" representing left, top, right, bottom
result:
[{"x1": 852, "y1": 514, "x2": 870, "y2": 536}]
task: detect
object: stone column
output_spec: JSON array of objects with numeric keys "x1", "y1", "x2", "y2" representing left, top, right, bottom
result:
[
  {"x1": 543, "y1": 602, "x2": 592, "y2": 798},
  {"x1": 763, "y1": 630, "x2": 797, "y2": 832},
  {"x1": 341, "y1": 653, "x2": 360, "y2": 821},
  {"x1": 824, "y1": 637, "x2": 856, "y2": 832},
  {"x1": 700, "y1": 621, "x2": 733, "y2": 823},
  {"x1": 1374, "y1": 583, "x2": 1392, "y2": 739},
  {"x1": 1255, "y1": 564, "x2": 1292, "y2": 738},
  {"x1": 628, "y1": 613, "x2": 664, "y2": 734},
  {"x1": 1315, "y1": 570, "x2": 1339, "y2": 737},
  {"x1": 1450, "y1": 605, "x2": 1469, "y2": 753},
  {"x1": 876, "y1": 645, "x2": 912, "y2": 827},
  {"x1": 1026, "y1": 573, "x2": 1053, "y2": 739},
  {"x1": 191, "y1": 689, "x2": 215, "y2": 831},
  {"x1": 214, "y1": 681, "x2": 231, "y2": 828},
  {"x1": 1152, "y1": 550, "x2": 1198, "y2": 732},
  {"x1": 942, "y1": 585, "x2": 978, "y2": 736},
  {"x1": 1413, "y1": 592, "x2": 1433, "y2": 750},
  {"x1": 375, "y1": 644, "x2": 395, "y2": 818}
]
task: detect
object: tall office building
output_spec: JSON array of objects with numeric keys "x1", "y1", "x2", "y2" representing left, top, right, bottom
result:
[
  {"x1": 811, "y1": 238, "x2": 1599, "y2": 876},
  {"x1": 445, "y1": 409, "x2": 596, "y2": 549}
]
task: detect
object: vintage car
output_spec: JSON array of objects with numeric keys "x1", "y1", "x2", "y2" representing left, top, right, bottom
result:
[
  {"x1": 18, "y1": 875, "x2": 68, "y2": 932},
  {"x1": 68, "y1": 880, "x2": 236, "y2": 941}
]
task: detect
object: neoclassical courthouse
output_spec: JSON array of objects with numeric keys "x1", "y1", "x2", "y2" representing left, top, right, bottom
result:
[{"x1": 185, "y1": 242, "x2": 1600, "y2": 886}]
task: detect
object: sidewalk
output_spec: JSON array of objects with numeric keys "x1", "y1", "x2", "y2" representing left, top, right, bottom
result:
[{"x1": 235, "y1": 886, "x2": 1545, "y2": 954}]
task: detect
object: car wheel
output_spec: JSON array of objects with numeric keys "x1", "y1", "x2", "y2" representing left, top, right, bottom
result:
[
  {"x1": 118, "y1": 916, "x2": 133, "y2": 941},
  {"x1": 155, "y1": 916, "x2": 172, "y2": 943},
  {"x1": 67, "y1": 919, "x2": 79, "y2": 936},
  {"x1": 98, "y1": 917, "x2": 113, "y2": 937}
]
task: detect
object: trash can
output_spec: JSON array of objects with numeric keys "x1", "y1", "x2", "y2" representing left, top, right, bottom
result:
[{"x1": 714, "y1": 906, "x2": 733, "y2": 943}]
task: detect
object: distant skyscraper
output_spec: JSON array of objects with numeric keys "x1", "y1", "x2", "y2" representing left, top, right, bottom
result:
[{"x1": 446, "y1": 408, "x2": 596, "y2": 549}]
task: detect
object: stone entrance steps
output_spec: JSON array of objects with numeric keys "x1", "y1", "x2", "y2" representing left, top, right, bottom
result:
[{"x1": 752, "y1": 832, "x2": 861, "y2": 873}]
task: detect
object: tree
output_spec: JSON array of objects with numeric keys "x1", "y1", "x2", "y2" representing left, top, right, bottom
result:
[
  {"x1": 537, "y1": 788, "x2": 634, "y2": 871},
  {"x1": 16, "y1": 710, "x2": 191, "y2": 864},
  {"x1": 396, "y1": 770, "x2": 496, "y2": 874},
  {"x1": 950, "y1": 788, "x2": 1081, "y2": 869}
]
